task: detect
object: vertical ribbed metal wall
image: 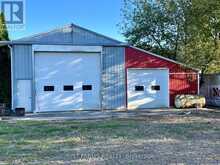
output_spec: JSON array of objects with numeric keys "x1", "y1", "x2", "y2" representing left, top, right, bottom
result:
[
  {"x1": 12, "y1": 45, "x2": 33, "y2": 109},
  {"x1": 18, "y1": 25, "x2": 121, "y2": 45},
  {"x1": 13, "y1": 45, "x2": 33, "y2": 79},
  {"x1": 102, "y1": 47, "x2": 126, "y2": 109}
]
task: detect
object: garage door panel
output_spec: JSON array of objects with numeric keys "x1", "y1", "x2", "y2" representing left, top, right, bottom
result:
[
  {"x1": 36, "y1": 95, "x2": 82, "y2": 112},
  {"x1": 35, "y1": 52, "x2": 101, "y2": 112},
  {"x1": 35, "y1": 54, "x2": 91, "y2": 82},
  {"x1": 127, "y1": 69, "x2": 169, "y2": 109},
  {"x1": 36, "y1": 84, "x2": 83, "y2": 112}
]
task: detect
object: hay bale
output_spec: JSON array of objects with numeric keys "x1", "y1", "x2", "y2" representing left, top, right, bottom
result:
[{"x1": 175, "y1": 95, "x2": 206, "y2": 108}]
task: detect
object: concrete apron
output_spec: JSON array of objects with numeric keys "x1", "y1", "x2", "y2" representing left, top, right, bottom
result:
[{"x1": 0, "y1": 108, "x2": 213, "y2": 121}]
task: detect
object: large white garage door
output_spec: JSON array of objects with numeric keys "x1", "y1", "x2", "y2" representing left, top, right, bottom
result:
[
  {"x1": 127, "y1": 69, "x2": 169, "y2": 109},
  {"x1": 35, "y1": 52, "x2": 101, "y2": 112}
]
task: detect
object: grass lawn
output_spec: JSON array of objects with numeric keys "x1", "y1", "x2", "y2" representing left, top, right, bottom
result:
[{"x1": 0, "y1": 113, "x2": 220, "y2": 165}]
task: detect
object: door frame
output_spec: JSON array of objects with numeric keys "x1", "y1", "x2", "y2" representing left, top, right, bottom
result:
[
  {"x1": 32, "y1": 45, "x2": 103, "y2": 112},
  {"x1": 126, "y1": 68, "x2": 170, "y2": 109}
]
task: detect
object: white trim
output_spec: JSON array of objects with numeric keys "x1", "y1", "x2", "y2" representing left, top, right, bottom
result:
[
  {"x1": 8, "y1": 45, "x2": 14, "y2": 110},
  {"x1": 168, "y1": 70, "x2": 170, "y2": 107},
  {"x1": 127, "y1": 67, "x2": 168, "y2": 70},
  {"x1": 32, "y1": 47, "x2": 36, "y2": 113},
  {"x1": 129, "y1": 46, "x2": 201, "y2": 72},
  {"x1": 100, "y1": 48, "x2": 104, "y2": 111},
  {"x1": 123, "y1": 49, "x2": 127, "y2": 110},
  {"x1": 197, "y1": 74, "x2": 200, "y2": 95},
  {"x1": 32, "y1": 45, "x2": 103, "y2": 52},
  {"x1": 169, "y1": 72, "x2": 198, "y2": 75}
]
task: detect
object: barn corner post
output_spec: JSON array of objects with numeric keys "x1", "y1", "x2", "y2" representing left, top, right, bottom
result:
[
  {"x1": 32, "y1": 45, "x2": 36, "y2": 113},
  {"x1": 124, "y1": 47, "x2": 128, "y2": 111},
  {"x1": 100, "y1": 47, "x2": 104, "y2": 112},
  {"x1": 198, "y1": 72, "x2": 201, "y2": 95},
  {"x1": 125, "y1": 67, "x2": 128, "y2": 111}
]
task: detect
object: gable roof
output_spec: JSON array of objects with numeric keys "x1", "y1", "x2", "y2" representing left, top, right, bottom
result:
[{"x1": 13, "y1": 23, "x2": 124, "y2": 45}]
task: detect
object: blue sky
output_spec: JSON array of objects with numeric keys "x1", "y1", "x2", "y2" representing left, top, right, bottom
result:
[{"x1": 6, "y1": 0, "x2": 125, "y2": 41}]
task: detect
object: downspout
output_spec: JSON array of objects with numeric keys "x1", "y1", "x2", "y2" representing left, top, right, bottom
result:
[{"x1": 8, "y1": 45, "x2": 14, "y2": 110}]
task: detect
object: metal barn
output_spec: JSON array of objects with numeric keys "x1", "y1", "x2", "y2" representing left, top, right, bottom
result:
[{"x1": 0, "y1": 24, "x2": 200, "y2": 112}]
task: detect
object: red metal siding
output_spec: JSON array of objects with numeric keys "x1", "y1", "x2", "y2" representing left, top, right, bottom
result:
[
  {"x1": 169, "y1": 74, "x2": 198, "y2": 106},
  {"x1": 125, "y1": 47, "x2": 199, "y2": 107}
]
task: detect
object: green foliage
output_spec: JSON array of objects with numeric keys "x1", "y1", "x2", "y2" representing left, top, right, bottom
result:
[
  {"x1": 179, "y1": 0, "x2": 220, "y2": 73},
  {"x1": 121, "y1": 0, "x2": 220, "y2": 73},
  {"x1": 0, "y1": 12, "x2": 10, "y2": 104},
  {"x1": 121, "y1": 0, "x2": 186, "y2": 59},
  {"x1": 0, "y1": 12, "x2": 9, "y2": 40}
]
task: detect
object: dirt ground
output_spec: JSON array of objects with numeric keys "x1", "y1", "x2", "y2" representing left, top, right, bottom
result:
[{"x1": 0, "y1": 110, "x2": 220, "y2": 165}]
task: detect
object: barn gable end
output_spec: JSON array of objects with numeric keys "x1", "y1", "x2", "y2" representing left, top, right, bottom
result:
[{"x1": 15, "y1": 24, "x2": 122, "y2": 45}]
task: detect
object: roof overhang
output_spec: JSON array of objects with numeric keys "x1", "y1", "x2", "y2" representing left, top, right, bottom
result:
[
  {"x1": 0, "y1": 41, "x2": 12, "y2": 46},
  {"x1": 0, "y1": 40, "x2": 129, "y2": 47}
]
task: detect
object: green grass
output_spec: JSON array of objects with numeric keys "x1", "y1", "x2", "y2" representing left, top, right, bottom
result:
[{"x1": 0, "y1": 116, "x2": 219, "y2": 164}]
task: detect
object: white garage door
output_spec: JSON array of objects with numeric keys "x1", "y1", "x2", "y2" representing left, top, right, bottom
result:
[
  {"x1": 34, "y1": 52, "x2": 101, "y2": 112},
  {"x1": 127, "y1": 69, "x2": 169, "y2": 109}
]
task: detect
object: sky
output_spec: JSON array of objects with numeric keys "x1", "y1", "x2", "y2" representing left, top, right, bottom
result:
[{"x1": 3, "y1": 0, "x2": 125, "y2": 41}]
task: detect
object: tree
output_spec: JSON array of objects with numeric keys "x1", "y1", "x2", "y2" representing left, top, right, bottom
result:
[
  {"x1": 0, "y1": 13, "x2": 9, "y2": 40},
  {"x1": 0, "y1": 12, "x2": 10, "y2": 104},
  {"x1": 121, "y1": 0, "x2": 220, "y2": 73},
  {"x1": 121, "y1": 0, "x2": 187, "y2": 60},
  {"x1": 178, "y1": 0, "x2": 220, "y2": 73}
]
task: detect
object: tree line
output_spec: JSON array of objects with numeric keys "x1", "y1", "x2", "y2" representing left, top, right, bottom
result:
[
  {"x1": 121, "y1": 0, "x2": 220, "y2": 74},
  {"x1": 0, "y1": 12, "x2": 10, "y2": 104}
]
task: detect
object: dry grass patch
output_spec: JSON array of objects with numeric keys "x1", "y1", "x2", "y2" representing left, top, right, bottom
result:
[{"x1": 0, "y1": 112, "x2": 219, "y2": 164}]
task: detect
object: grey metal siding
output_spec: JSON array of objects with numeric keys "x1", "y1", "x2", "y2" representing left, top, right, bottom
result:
[
  {"x1": 71, "y1": 26, "x2": 119, "y2": 45},
  {"x1": 31, "y1": 29, "x2": 72, "y2": 44},
  {"x1": 13, "y1": 45, "x2": 33, "y2": 79},
  {"x1": 17, "y1": 25, "x2": 121, "y2": 45},
  {"x1": 12, "y1": 45, "x2": 33, "y2": 110},
  {"x1": 11, "y1": 45, "x2": 126, "y2": 111},
  {"x1": 102, "y1": 47, "x2": 126, "y2": 109}
]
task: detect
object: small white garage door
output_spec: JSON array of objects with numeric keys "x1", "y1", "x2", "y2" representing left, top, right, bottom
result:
[
  {"x1": 34, "y1": 52, "x2": 101, "y2": 112},
  {"x1": 127, "y1": 69, "x2": 169, "y2": 109}
]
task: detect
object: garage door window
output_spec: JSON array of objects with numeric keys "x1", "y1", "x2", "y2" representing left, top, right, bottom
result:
[
  {"x1": 135, "y1": 86, "x2": 144, "y2": 91},
  {"x1": 151, "y1": 85, "x2": 160, "y2": 91},
  {"x1": 44, "y1": 86, "x2": 54, "y2": 91},
  {"x1": 63, "y1": 85, "x2": 74, "y2": 91},
  {"x1": 83, "y1": 85, "x2": 92, "y2": 91}
]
